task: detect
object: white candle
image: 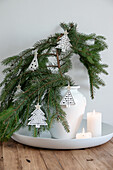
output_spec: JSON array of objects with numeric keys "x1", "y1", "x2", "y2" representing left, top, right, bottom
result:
[
  {"x1": 87, "y1": 110, "x2": 102, "y2": 137},
  {"x1": 76, "y1": 128, "x2": 92, "y2": 139}
]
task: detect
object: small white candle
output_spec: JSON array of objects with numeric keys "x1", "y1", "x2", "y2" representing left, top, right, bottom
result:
[
  {"x1": 87, "y1": 110, "x2": 102, "y2": 137},
  {"x1": 76, "y1": 128, "x2": 92, "y2": 139}
]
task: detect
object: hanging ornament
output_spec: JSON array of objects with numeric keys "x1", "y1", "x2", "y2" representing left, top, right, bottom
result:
[
  {"x1": 60, "y1": 84, "x2": 75, "y2": 108},
  {"x1": 13, "y1": 84, "x2": 23, "y2": 102},
  {"x1": 55, "y1": 30, "x2": 71, "y2": 52},
  {"x1": 28, "y1": 103, "x2": 47, "y2": 128},
  {"x1": 28, "y1": 50, "x2": 38, "y2": 71}
]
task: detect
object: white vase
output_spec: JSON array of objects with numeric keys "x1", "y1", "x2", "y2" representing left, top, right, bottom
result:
[{"x1": 50, "y1": 86, "x2": 86, "y2": 139}]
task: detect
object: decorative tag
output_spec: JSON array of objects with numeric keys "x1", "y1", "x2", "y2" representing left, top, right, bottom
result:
[
  {"x1": 28, "y1": 50, "x2": 38, "y2": 71},
  {"x1": 28, "y1": 103, "x2": 47, "y2": 128},
  {"x1": 13, "y1": 84, "x2": 23, "y2": 102},
  {"x1": 60, "y1": 85, "x2": 75, "y2": 107},
  {"x1": 56, "y1": 30, "x2": 71, "y2": 52}
]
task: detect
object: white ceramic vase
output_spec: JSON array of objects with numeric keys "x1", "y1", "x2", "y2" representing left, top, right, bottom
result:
[{"x1": 50, "y1": 86, "x2": 86, "y2": 139}]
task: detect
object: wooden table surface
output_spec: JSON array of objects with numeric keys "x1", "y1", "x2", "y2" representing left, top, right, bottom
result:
[{"x1": 0, "y1": 138, "x2": 113, "y2": 170}]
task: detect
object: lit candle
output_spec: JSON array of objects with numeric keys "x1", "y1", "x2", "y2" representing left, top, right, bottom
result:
[
  {"x1": 76, "y1": 128, "x2": 92, "y2": 139},
  {"x1": 87, "y1": 110, "x2": 102, "y2": 137}
]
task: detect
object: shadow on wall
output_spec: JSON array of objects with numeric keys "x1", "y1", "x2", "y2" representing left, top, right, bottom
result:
[{"x1": 67, "y1": 54, "x2": 89, "y2": 91}]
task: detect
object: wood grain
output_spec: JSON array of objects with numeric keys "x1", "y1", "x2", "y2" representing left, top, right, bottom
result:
[
  {"x1": 3, "y1": 139, "x2": 21, "y2": 170},
  {"x1": 90, "y1": 144, "x2": 113, "y2": 170},
  {"x1": 0, "y1": 142, "x2": 4, "y2": 170},
  {"x1": 40, "y1": 149, "x2": 63, "y2": 170},
  {"x1": 101, "y1": 141, "x2": 113, "y2": 156},
  {"x1": 71, "y1": 148, "x2": 108, "y2": 170},
  {"x1": 1, "y1": 138, "x2": 113, "y2": 170},
  {"x1": 54, "y1": 150, "x2": 83, "y2": 170},
  {"x1": 17, "y1": 143, "x2": 47, "y2": 170}
]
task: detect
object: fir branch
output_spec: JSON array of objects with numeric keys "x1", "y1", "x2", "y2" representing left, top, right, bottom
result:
[
  {"x1": 0, "y1": 22, "x2": 108, "y2": 141},
  {"x1": 56, "y1": 49, "x2": 62, "y2": 76}
]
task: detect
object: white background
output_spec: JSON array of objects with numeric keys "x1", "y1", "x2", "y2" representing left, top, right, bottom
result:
[{"x1": 0, "y1": 0, "x2": 113, "y2": 125}]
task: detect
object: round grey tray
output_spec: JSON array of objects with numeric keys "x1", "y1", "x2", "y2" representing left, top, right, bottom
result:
[{"x1": 12, "y1": 119, "x2": 113, "y2": 149}]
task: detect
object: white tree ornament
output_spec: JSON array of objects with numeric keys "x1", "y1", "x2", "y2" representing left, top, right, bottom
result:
[
  {"x1": 28, "y1": 103, "x2": 47, "y2": 128},
  {"x1": 55, "y1": 30, "x2": 71, "y2": 52},
  {"x1": 28, "y1": 50, "x2": 38, "y2": 71},
  {"x1": 13, "y1": 84, "x2": 23, "y2": 102},
  {"x1": 60, "y1": 85, "x2": 75, "y2": 108}
]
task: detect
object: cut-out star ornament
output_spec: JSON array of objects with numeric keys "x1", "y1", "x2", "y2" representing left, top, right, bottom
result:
[{"x1": 35, "y1": 103, "x2": 41, "y2": 110}]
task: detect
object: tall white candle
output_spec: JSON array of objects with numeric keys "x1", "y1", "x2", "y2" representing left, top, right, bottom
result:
[{"x1": 87, "y1": 110, "x2": 102, "y2": 137}]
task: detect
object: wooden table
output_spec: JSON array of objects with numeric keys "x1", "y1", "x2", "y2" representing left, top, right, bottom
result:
[{"x1": 0, "y1": 138, "x2": 113, "y2": 170}]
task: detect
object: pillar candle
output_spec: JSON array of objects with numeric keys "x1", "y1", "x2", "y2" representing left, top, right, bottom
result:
[
  {"x1": 87, "y1": 110, "x2": 102, "y2": 137},
  {"x1": 76, "y1": 128, "x2": 92, "y2": 139}
]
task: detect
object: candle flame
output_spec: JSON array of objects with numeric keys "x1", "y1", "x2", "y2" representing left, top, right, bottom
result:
[
  {"x1": 93, "y1": 110, "x2": 95, "y2": 114},
  {"x1": 82, "y1": 128, "x2": 85, "y2": 133}
]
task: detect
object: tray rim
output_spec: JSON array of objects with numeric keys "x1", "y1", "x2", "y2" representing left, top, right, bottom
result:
[
  {"x1": 11, "y1": 133, "x2": 113, "y2": 149},
  {"x1": 12, "y1": 130, "x2": 113, "y2": 141},
  {"x1": 11, "y1": 121, "x2": 113, "y2": 149}
]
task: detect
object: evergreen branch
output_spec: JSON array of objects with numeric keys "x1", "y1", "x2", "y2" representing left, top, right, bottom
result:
[
  {"x1": 0, "y1": 22, "x2": 108, "y2": 141},
  {"x1": 1, "y1": 122, "x2": 10, "y2": 140},
  {"x1": 47, "y1": 88, "x2": 50, "y2": 119},
  {"x1": 38, "y1": 53, "x2": 57, "y2": 57},
  {"x1": 3, "y1": 77, "x2": 63, "y2": 125},
  {"x1": 56, "y1": 49, "x2": 63, "y2": 76},
  {"x1": 47, "y1": 65, "x2": 58, "y2": 68}
]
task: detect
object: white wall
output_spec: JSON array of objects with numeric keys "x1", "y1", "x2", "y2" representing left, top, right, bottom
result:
[{"x1": 0, "y1": 0, "x2": 113, "y2": 124}]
